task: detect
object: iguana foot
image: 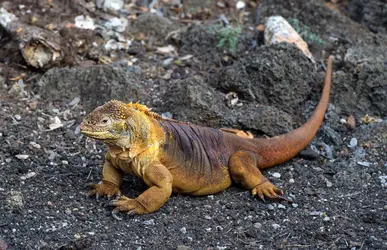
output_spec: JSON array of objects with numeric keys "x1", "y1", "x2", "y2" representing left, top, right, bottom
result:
[
  {"x1": 252, "y1": 180, "x2": 284, "y2": 200},
  {"x1": 111, "y1": 196, "x2": 149, "y2": 215},
  {"x1": 88, "y1": 180, "x2": 121, "y2": 199}
]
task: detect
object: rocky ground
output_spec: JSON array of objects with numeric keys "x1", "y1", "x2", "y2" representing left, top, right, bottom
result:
[{"x1": 0, "y1": 0, "x2": 386, "y2": 249}]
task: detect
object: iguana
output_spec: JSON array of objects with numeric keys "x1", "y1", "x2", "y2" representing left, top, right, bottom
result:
[{"x1": 80, "y1": 56, "x2": 333, "y2": 215}]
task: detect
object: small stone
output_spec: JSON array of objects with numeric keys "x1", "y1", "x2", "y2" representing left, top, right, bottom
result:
[
  {"x1": 265, "y1": 16, "x2": 313, "y2": 60},
  {"x1": 61, "y1": 160, "x2": 69, "y2": 165},
  {"x1": 104, "y1": 17, "x2": 128, "y2": 33},
  {"x1": 323, "y1": 216, "x2": 330, "y2": 221},
  {"x1": 370, "y1": 236, "x2": 378, "y2": 241},
  {"x1": 29, "y1": 141, "x2": 41, "y2": 149},
  {"x1": 272, "y1": 223, "x2": 280, "y2": 230},
  {"x1": 339, "y1": 118, "x2": 347, "y2": 124},
  {"x1": 15, "y1": 154, "x2": 29, "y2": 160},
  {"x1": 277, "y1": 204, "x2": 286, "y2": 209},
  {"x1": 299, "y1": 147, "x2": 319, "y2": 160},
  {"x1": 162, "y1": 58, "x2": 174, "y2": 68},
  {"x1": 309, "y1": 211, "x2": 321, "y2": 216},
  {"x1": 6, "y1": 191, "x2": 24, "y2": 209},
  {"x1": 236, "y1": 1, "x2": 246, "y2": 9},
  {"x1": 142, "y1": 219, "x2": 155, "y2": 226},
  {"x1": 180, "y1": 227, "x2": 186, "y2": 234},
  {"x1": 176, "y1": 245, "x2": 191, "y2": 250},
  {"x1": 326, "y1": 180, "x2": 333, "y2": 188},
  {"x1": 204, "y1": 215, "x2": 212, "y2": 220},
  {"x1": 346, "y1": 115, "x2": 356, "y2": 130},
  {"x1": 14, "y1": 114, "x2": 21, "y2": 120},
  {"x1": 74, "y1": 233, "x2": 81, "y2": 239},
  {"x1": 292, "y1": 203, "x2": 298, "y2": 208},
  {"x1": 254, "y1": 222, "x2": 262, "y2": 229},
  {"x1": 98, "y1": 0, "x2": 124, "y2": 12},
  {"x1": 74, "y1": 15, "x2": 95, "y2": 30},
  {"x1": 348, "y1": 138, "x2": 357, "y2": 148},
  {"x1": 267, "y1": 204, "x2": 275, "y2": 210},
  {"x1": 65, "y1": 208, "x2": 72, "y2": 215},
  {"x1": 272, "y1": 172, "x2": 281, "y2": 178},
  {"x1": 289, "y1": 178, "x2": 295, "y2": 184},
  {"x1": 203, "y1": 205, "x2": 212, "y2": 209},
  {"x1": 20, "y1": 171, "x2": 36, "y2": 180},
  {"x1": 0, "y1": 238, "x2": 8, "y2": 250},
  {"x1": 357, "y1": 161, "x2": 371, "y2": 167}
]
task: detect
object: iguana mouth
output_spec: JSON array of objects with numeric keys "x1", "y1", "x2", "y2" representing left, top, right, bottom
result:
[{"x1": 80, "y1": 130, "x2": 118, "y2": 140}]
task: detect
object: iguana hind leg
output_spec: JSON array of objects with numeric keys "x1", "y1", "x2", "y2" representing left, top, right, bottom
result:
[
  {"x1": 220, "y1": 128, "x2": 254, "y2": 139},
  {"x1": 229, "y1": 151, "x2": 284, "y2": 200}
]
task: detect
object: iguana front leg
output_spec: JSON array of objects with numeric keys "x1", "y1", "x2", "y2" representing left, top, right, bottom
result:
[
  {"x1": 229, "y1": 151, "x2": 285, "y2": 200},
  {"x1": 89, "y1": 158, "x2": 123, "y2": 198},
  {"x1": 112, "y1": 162, "x2": 173, "y2": 215}
]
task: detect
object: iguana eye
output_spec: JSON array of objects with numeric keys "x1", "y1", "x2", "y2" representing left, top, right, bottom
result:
[{"x1": 99, "y1": 117, "x2": 112, "y2": 126}]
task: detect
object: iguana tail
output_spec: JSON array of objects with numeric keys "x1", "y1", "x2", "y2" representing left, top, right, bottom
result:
[{"x1": 253, "y1": 56, "x2": 333, "y2": 169}]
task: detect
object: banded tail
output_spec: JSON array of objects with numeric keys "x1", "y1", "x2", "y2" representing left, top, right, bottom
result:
[{"x1": 253, "y1": 56, "x2": 333, "y2": 169}]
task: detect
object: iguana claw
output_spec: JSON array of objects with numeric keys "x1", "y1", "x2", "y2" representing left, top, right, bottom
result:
[
  {"x1": 252, "y1": 181, "x2": 284, "y2": 201},
  {"x1": 88, "y1": 181, "x2": 122, "y2": 198},
  {"x1": 111, "y1": 196, "x2": 149, "y2": 215}
]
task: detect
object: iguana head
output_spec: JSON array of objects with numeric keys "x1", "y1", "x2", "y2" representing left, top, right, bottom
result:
[{"x1": 80, "y1": 100, "x2": 155, "y2": 151}]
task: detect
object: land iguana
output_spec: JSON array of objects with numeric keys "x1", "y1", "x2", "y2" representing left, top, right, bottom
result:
[{"x1": 80, "y1": 56, "x2": 333, "y2": 215}]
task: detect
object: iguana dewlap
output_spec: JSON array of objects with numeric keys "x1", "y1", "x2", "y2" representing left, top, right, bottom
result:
[{"x1": 80, "y1": 56, "x2": 333, "y2": 215}]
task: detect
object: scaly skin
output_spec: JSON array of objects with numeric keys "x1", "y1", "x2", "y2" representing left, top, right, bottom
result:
[{"x1": 80, "y1": 56, "x2": 333, "y2": 215}]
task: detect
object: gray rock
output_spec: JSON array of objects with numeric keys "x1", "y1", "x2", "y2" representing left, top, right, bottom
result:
[
  {"x1": 38, "y1": 65, "x2": 147, "y2": 112},
  {"x1": 212, "y1": 43, "x2": 315, "y2": 112},
  {"x1": 129, "y1": 13, "x2": 179, "y2": 45},
  {"x1": 163, "y1": 75, "x2": 295, "y2": 135}
]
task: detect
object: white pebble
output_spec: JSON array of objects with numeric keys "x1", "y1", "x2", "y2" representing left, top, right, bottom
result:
[
  {"x1": 180, "y1": 227, "x2": 186, "y2": 234},
  {"x1": 14, "y1": 114, "x2": 21, "y2": 120},
  {"x1": 236, "y1": 1, "x2": 246, "y2": 9},
  {"x1": 289, "y1": 178, "x2": 295, "y2": 184},
  {"x1": 292, "y1": 203, "x2": 298, "y2": 208},
  {"x1": 142, "y1": 219, "x2": 155, "y2": 226},
  {"x1": 15, "y1": 154, "x2": 29, "y2": 160},
  {"x1": 277, "y1": 204, "x2": 286, "y2": 209},
  {"x1": 29, "y1": 141, "x2": 41, "y2": 149},
  {"x1": 254, "y1": 222, "x2": 262, "y2": 229},
  {"x1": 357, "y1": 161, "x2": 371, "y2": 167},
  {"x1": 348, "y1": 138, "x2": 357, "y2": 148},
  {"x1": 272, "y1": 172, "x2": 281, "y2": 178},
  {"x1": 272, "y1": 224, "x2": 280, "y2": 230}
]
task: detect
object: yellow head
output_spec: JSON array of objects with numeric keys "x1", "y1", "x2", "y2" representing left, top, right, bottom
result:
[{"x1": 80, "y1": 100, "x2": 154, "y2": 150}]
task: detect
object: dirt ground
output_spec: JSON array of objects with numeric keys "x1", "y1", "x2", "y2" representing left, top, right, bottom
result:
[{"x1": 0, "y1": 0, "x2": 386, "y2": 249}]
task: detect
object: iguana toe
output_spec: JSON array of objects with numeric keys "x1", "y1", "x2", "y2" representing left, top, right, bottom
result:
[
  {"x1": 252, "y1": 181, "x2": 284, "y2": 201},
  {"x1": 88, "y1": 181, "x2": 121, "y2": 198},
  {"x1": 111, "y1": 196, "x2": 149, "y2": 215}
]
